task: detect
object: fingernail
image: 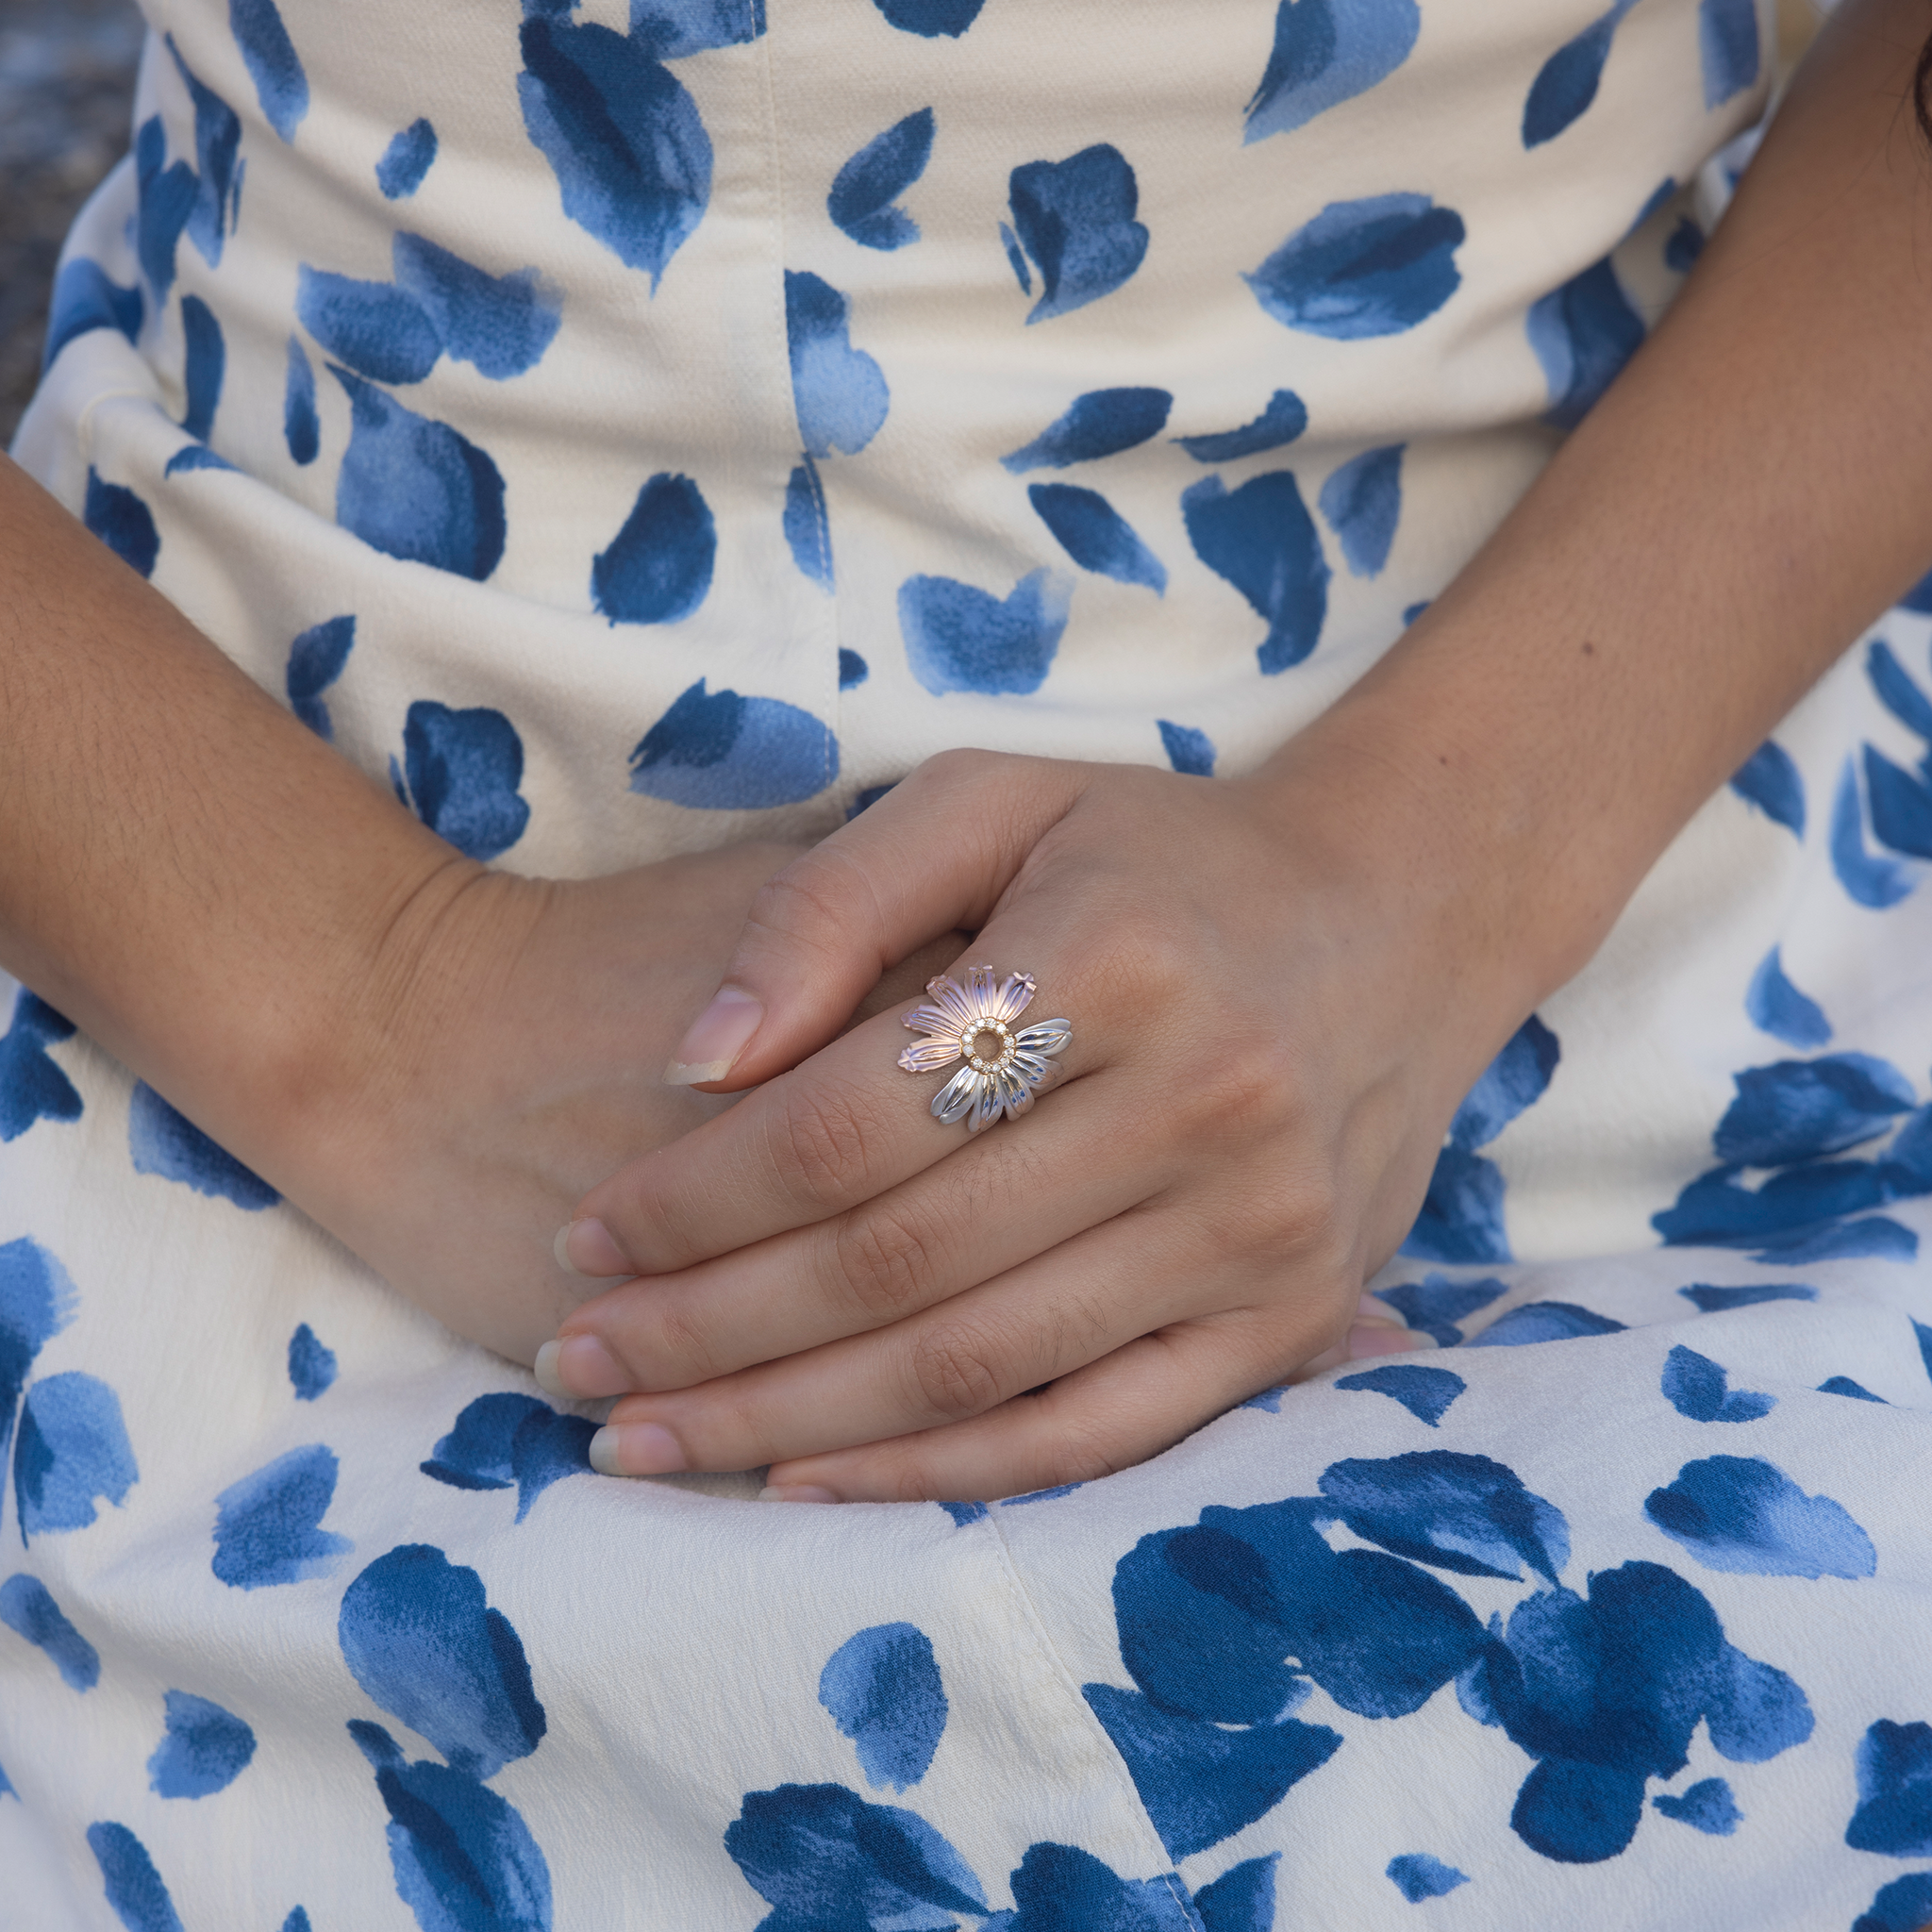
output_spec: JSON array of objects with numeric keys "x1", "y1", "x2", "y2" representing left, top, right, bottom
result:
[
  {"x1": 541, "y1": 1333, "x2": 631, "y2": 1399},
  {"x1": 1347, "y1": 1321, "x2": 1427, "y2": 1358},
  {"x1": 758, "y1": 1484, "x2": 841, "y2": 1504},
  {"x1": 588, "y1": 1423, "x2": 685, "y2": 1476},
  {"x1": 554, "y1": 1218, "x2": 628, "y2": 1278},
  {"x1": 663, "y1": 986, "x2": 763, "y2": 1087}
]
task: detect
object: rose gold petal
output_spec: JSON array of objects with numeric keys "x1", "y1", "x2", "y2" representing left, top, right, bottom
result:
[
  {"x1": 899, "y1": 1038, "x2": 965, "y2": 1073},
  {"x1": 926, "y1": 975, "x2": 974, "y2": 1027},
  {"x1": 991, "y1": 973, "x2": 1036, "y2": 1024},
  {"x1": 1015, "y1": 1019, "x2": 1072, "y2": 1057},
  {"x1": 965, "y1": 964, "x2": 1000, "y2": 1015},
  {"x1": 903, "y1": 1004, "x2": 955, "y2": 1036}
]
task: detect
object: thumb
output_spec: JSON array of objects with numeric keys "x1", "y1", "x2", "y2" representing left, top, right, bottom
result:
[{"x1": 663, "y1": 751, "x2": 1079, "y2": 1091}]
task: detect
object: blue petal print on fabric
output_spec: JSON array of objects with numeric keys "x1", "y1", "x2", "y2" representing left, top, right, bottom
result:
[
  {"x1": 872, "y1": 0, "x2": 985, "y2": 34},
  {"x1": 0, "y1": 1572, "x2": 99, "y2": 1688},
  {"x1": 0, "y1": 991, "x2": 82, "y2": 1142},
  {"x1": 1820, "y1": 1375, "x2": 1886, "y2": 1401},
  {"x1": 1644, "y1": 1455, "x2": 1876, "y2": 1579},
  {"x1": 1386, "y1": 1854, "x2": 1469, "y2": 1902},
  {"x1": 1245, "y1": 0, "x2": 1422, "y2": 143},
  {"x1": 87, "y1": 1822, "x2": 186, "y2": 1932},
  {"x1": 339, "y1": 1545, "x2": 546, "y2": 1779},
  {"x1": 1318, "y1": 444, "x2": 1403, "y2": 577},
  {"x1": 1336, "y1": 1365, "x2": 1465, "y2": 1426},
  {"x1": 347, "y1": 1721, "x2": 553, "y2": 1932},
  {"x1": 1320, "y1": 1451, "x2": 1570, "y2": 1583},
  {"x1": 518, "y1": 15, "x2": 711, "y2": 288},
  {"x1": 1747, "y1": 948, "x2": 1831, "y2": 1048},
  {"x1": 819, "y1": 1624, "x2": 949, "y2": 1792},
  {"x1": 1730, "y1": 739, "x2": 1806, "y2": 835},
  {"x1": 1866, "y1": 743, "x2": 1932, "y2": 858},
  {"x1": 331, "y1": 370, "x2": 507, "y2": 580},
  {"x1": 1450, "y1": 1016, "x2": 1562, "y2": 1151},
  {"x1": 839, "y1": 649, "x2": 868, "y2": 689},
  {"x1": 15, "y1": 1373, "x2": 138, "y2": 1540},
  {"x1": 1831, "y1": 756, "x2": 1916, "y2": 908},
  {"x1": 724, "y1": 1784, "x2": 988, "y2": 1929},
  {"x1": 830, "y1": 108, "x2": 934, "y2": 250},
  {"x1": 1468, "y1": 1300, "x2": 1625, "y2": 1347},
  {"x1": 936, "y1": 1500, "x2": 989, "y2": 1527},
  {"x1": 1700, "y1": 0, "x2": 1761, "y2": 107},
  {"x1": 211, "y1": 1444, "x2": 351, "y2": 1589},
  {"x1": 900, "y1": 569, "x2": 1072, "y2": 696},
  {"x1": 1158, "y1": 722, "x2": 1216, "y2": 776},
  {"x1": 163, "y1": 444, "x2": 236, "y2": 478},
  {"x1": 1526, "y1": 258, "x2": 1644, "y2": 428},
  {"x1": 1652, "y1": 1776, "x2": 1740, "y2": 1835},
  {"x1": 1523, "y1": 0, "x2": 1638, "y2": 148},
  {"x1": 0, "y1": 1238, "x2": 75, "y2": 1479},
  {"x1": 630, "y1": 679, "x2": 840, "y2": 808},
  {"x1": 420, "y1": 1392, "x2": 594, "y2": 1523},
  {"x1": 288, "y1": 1323, "x2": 338, "y2": 1400},
  {"x1": 627, "y1": 1, "x2": 770, "y2": 59},
  {"x1": 164, "y1": 37, "x2": 242, "y2": 269},
  {"x1": 231, "y1": 0, "x2": 308, "y2": 142},
  {"x1": 1174, "y1": 391, "x2": 1308, "y2": 463},
  {"x1": 1849, "y1": 1722, "x2": 1932, "y2": 1857},
  {"x1": 1192, "y1": 1855, "x2": 1278, "y2": 1932},
  {"x1": 591, "y1": 473, "x2": 716, "y2": 624},
  {"x1": 1715, "y1": 1053, "x2": 1915, "y2": 1167},
  {"x1": 1869, "y1": 638, "x2": 1932, "y2": 743},
  {"x1": 300, "y1": 269, "x2": 441, "y2": 384},
  {"x1": 786, "y1": 271, "x2": 890, "y2": 458},
  {"x1": 1181, "y1": 473, "x2": 1329, "y2": 674},
  {"x1": 284, "y1": 336, "x2": 320, "y2": 464},
  {"x1": 1001, "y1": 220, "x2": 1032, "y2": 293},
  {"x1": 148, "y1": 1690, "x2": 257, "y2": 1798},
  {"x1": 1666, "y1": 217, "x2": 1706, "y2": 272},
  {"x1": 85, "y1": 470, "x2": 159, "y2": 578},
  {"x1": 287, "y1": 614, "x2": 355, "y2": 740},
  {"x1": 134, "y1": 117, "x2": 197, "y2": 304},
  {"x1": 377, "y1": 119, "x2": 439, "y2": 199},
  {"x1": 282, "y1": 1913, "x2": 312, "y2": 1932},
  {"x1": 392, "y1": 232, "x2": 564, "y2": 380},
  {"x1": 1857, "y1": 1874, "x2": 1932, "y2": 1932},
  {"x1": 42, "y1": 258, "x2": 143, "y2": 371},
  {"x1": 1004, "y1": 1842, "x2": 1198, "y2": 1932},
  {"x1": 1008, "y1": 144, "x2": 1149, "y2": 324},
  {"x1": 1677, "y1": 1282, "x2": 1817, "y2": 1312},
  {"x1": 784, "y1": 458, "x2": 834, "y2": 590},
  {"x1": 1372, "y1": 1273, "x2": 1507, "y2": 1346},
  {"x1": 129, "y1": 1081, "x2": 279, "y2": 1209},
  {"x1": 1028, "y1": 485, "x2": 1167, "y2": 592},
  {"x1": 1002, "y1": 389, "x2": 1173, "y2": 472},
  {"x1": 1660, "y1": 1345, "x2": 1775, "y2": 1424},
  {"x1": 1247, "y1": 194, "x2": 1464, "y2": 340},
  {"x1": 395, "y1": 702, "x2": 531, "y2": 862}
]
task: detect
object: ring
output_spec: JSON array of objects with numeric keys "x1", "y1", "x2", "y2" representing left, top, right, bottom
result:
[{"x1": 897, "y1": 965, "x2": 1073, "y2": 1134}]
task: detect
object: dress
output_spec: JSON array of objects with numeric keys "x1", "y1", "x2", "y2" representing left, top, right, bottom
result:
[{"x1": 8, "y1": 1, "x2": 1932, "y2": 1926}]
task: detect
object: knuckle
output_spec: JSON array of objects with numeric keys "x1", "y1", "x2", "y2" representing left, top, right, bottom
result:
[
  {"x1": 767, "y1": 1080, "x2": 882, "y2": 1208},
  {"x1": 826, "y1": 1208, "x2": 940, "y2": 1322},
  {"x1": 906, "y1": 1322, "x2": 1008, "y2": 1424},
  {"x1": 646, "y1": 1293, "x2": 726, "y2": 1384}
]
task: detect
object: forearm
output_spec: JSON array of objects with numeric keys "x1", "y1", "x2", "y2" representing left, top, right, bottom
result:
[{"x1": 1265, "y1": 0, "x2": 1932, "y2": 1009}]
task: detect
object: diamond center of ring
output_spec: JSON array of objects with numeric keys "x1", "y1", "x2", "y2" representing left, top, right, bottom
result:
[{"x1": 963, "y1": 1022, "x2": 1015, "y2": 1074}]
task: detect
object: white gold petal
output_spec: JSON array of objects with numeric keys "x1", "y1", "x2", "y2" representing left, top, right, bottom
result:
[
  {"x1": 991, "y1": 973, "x2": 1037, "y2": 1024},
  {"x1": 934, "y1": 1066, "x2": 981, "y2": 1124},
  {"x1": 1015, "y1": 1019, "x2": 1072, "y2": 1057},
  {"x1": 967, "y1": 1076, "x2": 1004, "y2": 1134},
  {"x1": 1009, "y1": 1050, "x2": 1056, "y2": 1089},
  {"x1": 899, "y1": 1038, "x2": 966, "y2": 1074},
  {"x1": 926, "y1": 975, "x2": 974, "y2": 1027},
  {"x1": 997, "y1": 1067, "x2": 1034, "y2": 1121},
  {"x1": 965, "y1": 964, "x2": 1000, "y2": 1016},
  {"x1": 903, "y1": 1003, "x2": 956, "y2": 1036}
]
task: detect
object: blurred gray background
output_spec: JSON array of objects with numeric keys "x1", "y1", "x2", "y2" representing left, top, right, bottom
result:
[{"x1": 2, "y1": 0, "x2": 144, "y2": 448}]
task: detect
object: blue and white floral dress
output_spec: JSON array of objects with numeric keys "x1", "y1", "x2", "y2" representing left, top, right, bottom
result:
[{"x1": 9, "y1": 2, "x2": 1932, "y2": 1927}]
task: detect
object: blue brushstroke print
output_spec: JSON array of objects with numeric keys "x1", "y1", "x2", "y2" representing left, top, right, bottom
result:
[
  {"x1": 1372, "y1": 1272, "x2": 1507, "y2": 1345},
  {"x1": 1467, "y1": 1300, "x2": 1625, "y2": 1347},
  {"x1": 1527, "y1": 258, "x2": 1644, "y2": 428},
  {"x1": 288, "y1": 1323, "x2": 338, "y2": 1400},
  {"x1": 0, "y1": 991, "x2": 82, "y2": 1141},
  {"x1": 211, "y1": 1443, "x2": 351, "y2": 1589},
  {"x1": 392, "y1": 233, "x2": 564, "y2": 380},
  {"x1": 1820, "y1": 1375, "x2": 1885, "y2": 1401},
  {"x1": 85, "y1": 470, "x2": 159, "y2": 578},
  {"x1": 1849, "y1": 1721, "x2": 1932, "y2": 1857},
  {"x1": 1181, "y1": 472, "x2": 1328, "y2": 674},
  {"x1": 1247, "y1": 194, "x2": 1464, "y2": 339},
  {"x1": 1652, "y1": 1776, "x2": 1740, "y2": 1834},
  {"x1": 87, "y1": 1822, "x2": 186, "y2": 1932},
  {"x1": 1857, "y1": 1874, "x2": 1932, "y2": 1932},
  {"x1": 784, "y1": 458, "x2": 834, "y2": 589},
  {"x1": 286, "y1": 613, "x2": 355, "y2": 740},
  {"x1": 1678, "y1": 1282, "x2": 1817, "y2": 1312},
  {"x1": 284, "y1": 336, "x2": 320, "y2": 464},
  {"x1": 1158, "y1": 721, "x2": 1216, "y2": 776},
  {"x1": 1192, "y1": 1855, "x2": 1277, "y2": 1932},
  {"x1": 1831, "y1": 756, "x2": 1916, "y2": 908},
  {"x1": 15, "y1": 1372, "x2": 138, "y2": 1540},
  {"x1": 1644, "y1": 1455, "x2": 1876, "y2": 1578},
  {"x1": 0, "y1": 1572, "x2": 99, "y2": 1689},
  {"x1": 1002, "y1": 388, "x2": 1172, "y2": 472},
  {"x1": 42, "y1": 258, "x2": 142, "y2": 372},
  {"x1": 1174, "y1": 391, "x2": 1308, "y2": 463},
  {"x1": 1730, "y1": 739, "x2": 1806, "y2": 836},
  {"x1": 518, "y1": 14, "x2": 711, "y2": 287},
  {"x1": 627, "y1": 0, "x2": 769, "y2": 59},
  {"x1": 1523, "y1": 0, "x2": 1638, "y2": 148},
  {"x1": 873, "y1": 0, "x2": 985, "y2": 33},
  {"x1": 377, "y1": 119, "x2": 439, "y2": 199},
  {"x1": 162, "y1": 444, "x2": 236, "y2": 478},
  {"x1": 396, "y1": 702, "x2": 531, "y2": 862},
  {"x1": 1246, "y1": 0, "x2": 1422, "y2": 142},
  {"x1": 1717, "y1": 1053, "x2": 1914, "y2": 1167},
  {"x1": 331, "y1": 370, "x2": 507, "y2": 580},
  {"x1": 128, "y1": 1080, "x2": 278, "y2": 1208},
  {"x1": 630, "y1": 679, "x2": 839, "y2": 808},
  {"x1": 148, "y1": 1690, "x2": 257, "y2": 1798},
  {"x1": 1028, "y1": 485, "x2": 1166, "y2": 591},
  {"x1": 1868, "y1": 638, "x2": 1932, "y2": 745},
  {"x1": 134, "y1": 117, "x2": 197, "y2": 304},
  {"x1": 1336, "y1": 1364, "x2": 1465, "y2": 1426},
  {"x1": 1866, "y1": 743, "x2": 1932, "y2": 859},
  {"x1": 829, "y1": 108, "x2": 934, "y2": 250},
  {"x1": 164, "y1": 37, "x2": 242, "y2": 269},
  {"x1": 231, "y1": 0, "x2": 308, "y2": 141},
  {"x1": 819, "y1": 1624, "x2": 949, "y2": 1792},
  {"x1": 1386, "y1": 1854, "x2": 1468, "y2": 1902},
  {"x1": 300, "y1": 269, "x2": 441, "y2": 384},
  {"x1": 1747, "y1": 948, "x2": 1830, "y2": 1048},
  {"x1": 420, "y1": 1391, "x2": 594, "y2": 1522},
  {"x1": 786, "y1": 271, "x2": 890, "y2": 457},
  {"x1": 1319, "y1": 444, "x2": 1403, "y2": 576},
  {"x1": 1008, "y1": 144, "x2": 1149, "y2": 324},
  {"x1": 0, "y1": 1238, "x2": 75, "y2": 1481},
  {"x1": 1659, "y1": 1345, "x2": 1775, "y2": 1424},
  {"x1": 1321, "y1": 1451, "x2": 1569, "y2": 1582},
  {"x1": 1004, "y1": 1842, "x2": 1197, "y2": 1932},
  {"x1": 1666, "y1": 216, "x2": 1706, "y2": 272},
  {"x1": 1701, "y1": 0, "x2": 1761, "y2": 107},
  {"x1": 591, "y1": 473, "x2": 716, "y2": 623},
  {"x1": 839, "y1": 649, "x2": 868, "y2": 689},
  {"x1": 899, "y1": 568, "x2": 1073, "y2": 695}
]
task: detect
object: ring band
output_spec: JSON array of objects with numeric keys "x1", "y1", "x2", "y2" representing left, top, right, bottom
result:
[{"x1": 898, "y1": 965, "x2": 1073, "y2": 1134}]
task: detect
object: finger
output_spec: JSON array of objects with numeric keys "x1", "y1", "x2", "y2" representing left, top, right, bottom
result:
[
  {"x1": 545, "y1": 1072, "x2": 1156, "y2": 1397},
  {"x1": 658, "y1": 751, "x2": 1083, "y2": 1092}
]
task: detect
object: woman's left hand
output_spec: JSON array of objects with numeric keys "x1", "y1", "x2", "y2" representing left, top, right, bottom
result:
[{"x1": 541, "y1": 741, "x2": 1534, "y2": 1502}]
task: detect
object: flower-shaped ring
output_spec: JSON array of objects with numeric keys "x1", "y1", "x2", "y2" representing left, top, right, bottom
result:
[{"x1": 897, "y1": 965, "x2": 1073, "y2": 1134}]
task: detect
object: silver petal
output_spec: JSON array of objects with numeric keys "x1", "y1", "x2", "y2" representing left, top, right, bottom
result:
[
  {"x1": 934, "y1": 1066, "x2": 981, "y2": 1124},
  {"x1": 1015, "y1": 1019, "x2": 1072, "y2": 1057},
  {"x1": 900, "y1": 1038, "x2": 965, "y2": 1074},
  {"x1": 991, "y1": 972, "x2": 1037, "y2": 1024},
  {"x1": 1009, "y1": 1049, "x2": 1058, "y2": 1089},
  {"x1": 903, "y1": 1003, "x2": 956, "y2": 1036},
  {"x1": 965, "y1": 964, "x2": 1000, "y2": 1017},
  {"x1": 997, "y1": 1067, "x2": 1034, "y2": 1121},
  {"x1": 967, "y1": 1075, "x2": 1005, "y2": 1134},
  {"x1": 926, "y1": 975, "x2": 974, "y2": 1027}
]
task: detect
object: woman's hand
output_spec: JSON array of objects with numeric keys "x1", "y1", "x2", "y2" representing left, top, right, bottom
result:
[{"x1": 540, "y1": 740, "x2": 1538, "y2": 1502}]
